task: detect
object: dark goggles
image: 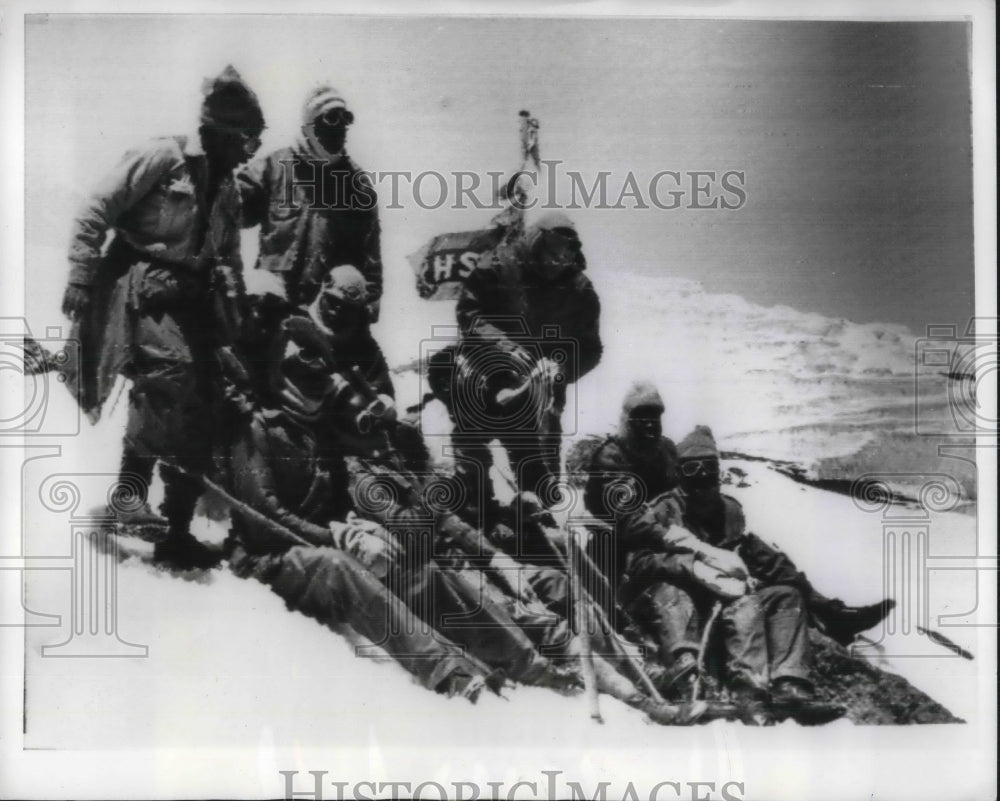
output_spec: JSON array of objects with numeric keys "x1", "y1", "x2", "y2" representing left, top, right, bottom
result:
[
  {"x1": 239, "y1": 130, "x2": 263, "y2": 155},
  {"x1": 320, "y1": 291, "x2": 365, "y2": 315},
  {"x1": 680, "y1": 458, "x2": 719, "y2": 478},
  {"x1": 316, "y1": 108, "x2": 354, "y2": 128},
  {"x1": 207, "y1": 122, "x2": 264, "y2": 156}
]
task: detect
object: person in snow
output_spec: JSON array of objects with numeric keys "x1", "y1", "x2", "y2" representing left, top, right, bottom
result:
[
  {"x1": 262, "y1": 290, "x2": 709, "y2": 723},
  {"x1": 584, "y1": 386, "x2": 893, "y2": 715},
  {"x1": 61, "y1": 65, "x2": 265, "y2": 569},
  {"x1": 224, "y1": 320, "x2": 498, "y2": 703},
  {"x1": 300, "y1": 264, "x2": 396, "y2": 453},
  {"x1": 228, "y1": 311, "x2": 596, "y2": 698},
  {"x1": 446, "y1": 211, "x2": 602, "y2": 526},
  {"x1": 669, "y1": 424, "x2": 893, "y2": 722},
  {"x1": 237, "y1": 84, "x2": 382, "y2": 318},
  {"x1": 582, "y1": 381, "x2": 696, "y2": 694},
  {"x1": 583, "y1": 381, "x2": 681, "y2": 528}
]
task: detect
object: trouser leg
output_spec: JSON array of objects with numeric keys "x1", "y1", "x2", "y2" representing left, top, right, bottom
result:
[
  {"x1": 451, "y1": 435, "x2": 493, "y2": 530},
  {"x1": 118, "y1": 443, "x2": 156, "y2": 505},
  {"x1": 758, "y1": 584, "x2": 812, "y2": 683},
  {"x1": 234, "y1": 545, "x2": 484, "y2": 692},
  {"x1": 504, "y1": 437, "x2": 557, "y2": 502},
  {"x1": 628, "y1": 583, "x2": 702, "y2": 666},
  {"x1": 393, "y1": 561, "x2": 546, "y2": 682},
  {"x1": 475, "y1": 565, "x2": 572, "y2": 655},
  {"x1": 719, "y1": 594, "x2": 769, "y2": 687},
  {"x1": 159, "y1": 457, "x2": 206, "y2": 537},
  {"x1": 127, "y1": 357, "x2": 212, "y2": 538}
]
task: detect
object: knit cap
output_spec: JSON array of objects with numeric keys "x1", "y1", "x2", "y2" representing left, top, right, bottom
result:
[
  {"x1": 302, "y1": 84, "x2": 354, "y2": 127},
  {"x1": 200, "y1": 65, "x2": 264, "y2": 132},
  {"x1": 677, "y1": 425, "x2": 719, "y2": 460}
]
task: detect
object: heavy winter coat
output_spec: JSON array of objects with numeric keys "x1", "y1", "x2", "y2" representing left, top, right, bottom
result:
[
  {"x1": 682, "y1": 492, "x2": 816, "y2": 597},
  {"x1": 455, "y1": 237, "x2": 602, "y2": 384},
  {"x1": 228, "y1": 409, "x2": 354, "y2": 553},
  {"x1": 237, "y1": 149, "x2": 382, "y2": 306},
  {"x1": 63, "y1": 136, "x2": 243, "y2": 422}
]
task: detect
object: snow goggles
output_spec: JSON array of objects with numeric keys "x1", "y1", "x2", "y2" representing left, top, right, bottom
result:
[
  {"x1": 239, "y1": 131, "x2": 263, "y2": 156},
  {"x1": 316, "y1": 107, "x2": 354, "y2": 128},
  {"x1": 679, "y1": 458, "x2": 719, "y2": 478}
]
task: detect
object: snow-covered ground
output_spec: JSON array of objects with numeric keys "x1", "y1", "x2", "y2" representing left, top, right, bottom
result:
[
  {"x1": 8, "y1": 204, "x2": 991, "y2": 801},
  {"x1": 12, "y1": 318, "x2": 994, "y2": 798}
]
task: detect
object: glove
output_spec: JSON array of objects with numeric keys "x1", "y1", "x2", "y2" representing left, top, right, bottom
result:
[
  {"x1": 698, "y1": 546, "x2": 750, "y2": 580},
  {"x1": 61, "y1": 284, "x2": 91, "y2": 321},
  {"x1": 357, "y1": 394, "x2": 397, "y2": 434},
  {"x1": 658, "y1": 523, "x2": 703, "y2": 553},
  {"x1": 537, "y1": 356, "x2": 563, "y2": 383},
  {"x1": 649, "y1": 493, "x2": 685, "y2": 528},
  {"x1": 138, "y1": 266, "x2": 181, "y2": 314},
  {"x1": 329, "y1": 515, "x2": 401, "y2": 579},
  {"x1": 375, "y1": 394, "x2": 397, "y2": 426},
  {"x1": 692, "y1": 560, "x2": 747, "y2": 600}
]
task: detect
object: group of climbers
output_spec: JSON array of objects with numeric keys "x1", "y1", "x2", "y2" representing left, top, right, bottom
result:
[{"x1": 59, "y1": 68, "x2": 892, "y2": 724}]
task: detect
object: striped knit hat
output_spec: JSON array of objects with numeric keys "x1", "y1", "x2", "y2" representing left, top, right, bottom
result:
[
  {"x1": 299, "y1": 83, "x2": 354, "y2": 160},
  {"x1": 302, "y1": 84, "x2": 354, "y2": 127}
]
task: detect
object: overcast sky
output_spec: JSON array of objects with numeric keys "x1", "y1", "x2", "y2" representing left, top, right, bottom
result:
[{"x1": 25, "y1": 15, "x2": 974, "y2": 333}]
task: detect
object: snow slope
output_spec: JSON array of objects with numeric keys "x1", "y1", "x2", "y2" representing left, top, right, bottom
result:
[
  {"x1": 10, "y1": 249, "x2": 990, "y2": 800},
  {"x1": 16, "y1": 381, "x2": 993, "y2": 799}
]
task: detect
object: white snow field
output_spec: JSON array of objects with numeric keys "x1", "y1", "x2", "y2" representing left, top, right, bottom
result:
[{"x1": 14, "y1": 276, "x2": 992, "y2": 800}]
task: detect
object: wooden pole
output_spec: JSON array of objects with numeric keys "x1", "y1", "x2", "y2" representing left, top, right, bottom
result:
[
  {"x1": 570, "y1": 528, "x2": 603, "y2": 723},
  {"x1": 561, "y1": 526, "x2": 666, "y2": 703}
]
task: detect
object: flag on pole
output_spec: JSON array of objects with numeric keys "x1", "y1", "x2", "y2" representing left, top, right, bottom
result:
[{"x1": 410, "y1": 111, "x2": 541, "y2": 300}]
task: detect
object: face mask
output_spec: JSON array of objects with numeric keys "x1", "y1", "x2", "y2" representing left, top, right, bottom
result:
[
  {"x1": 201, "y1": 126, "x2": 262, "y2": 170},
  {"x1": 317, "y1": 291, "x2": 363, "y2": 337},
  {"x1": 313, "y1": 113, "x2": 349, "y2": 155},
  {"x1": 628, "y1": 415, "x2": 662, "y2": 442},
  {"x1": 277, "y1": 340, "x2": 333, "y2": 424},
  {"x1": 534, "y1": 228, "x2": 583, "y2": 279}
]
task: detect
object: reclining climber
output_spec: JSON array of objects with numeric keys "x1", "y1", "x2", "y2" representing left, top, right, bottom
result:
[
  {"x1": 223, "y1": 315, "x2": 496, "y2": 702},
  {"x1": 583, "y1": 383, "x2": 895, "y2": 723}
]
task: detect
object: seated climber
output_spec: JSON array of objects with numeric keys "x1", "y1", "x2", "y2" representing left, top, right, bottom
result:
[
  {"x1": 664, "y1": 425, "x2": 857, "y2": 724},
  {"x1": 583, "y1": 383, "x2": 893, "y2": 723}
]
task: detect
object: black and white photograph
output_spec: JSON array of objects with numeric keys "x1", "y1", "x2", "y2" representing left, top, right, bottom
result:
[{"x1": 1, "y1": 2, "x2": 996, "y2": 799}]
